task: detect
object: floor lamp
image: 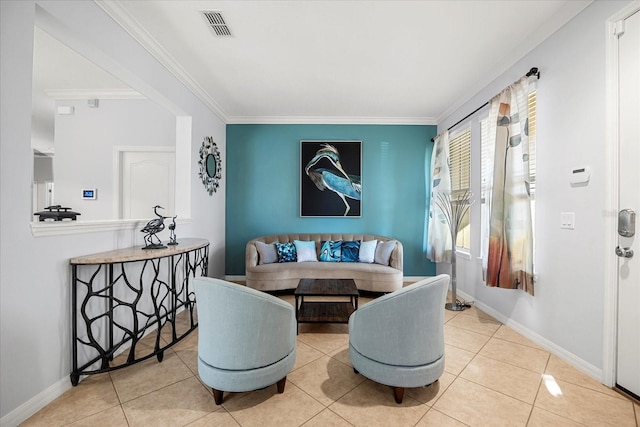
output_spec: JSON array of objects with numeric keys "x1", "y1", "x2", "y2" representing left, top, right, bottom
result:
[{"x1": 435, "y1": 191, "x2": 473, "y2": 311}]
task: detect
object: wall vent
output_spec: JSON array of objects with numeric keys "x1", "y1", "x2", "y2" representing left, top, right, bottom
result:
[{"x1": 201, "y1": 11, "x2": 232, "y2": 37}]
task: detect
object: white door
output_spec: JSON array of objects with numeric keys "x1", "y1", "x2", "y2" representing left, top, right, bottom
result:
[
  {"x1": 120, "y1": 149, "x2": 175, "y2": 219},
  {"x1": 616, "y1": 9, "x2": 640, "y2": 399}
]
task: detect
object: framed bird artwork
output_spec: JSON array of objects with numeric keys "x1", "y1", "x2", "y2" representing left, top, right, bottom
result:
[{"x1": 301, "y1": 140, "x2": 362, "y2": 217}]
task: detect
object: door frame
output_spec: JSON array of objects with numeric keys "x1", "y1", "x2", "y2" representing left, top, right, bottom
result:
[
  {"x1": 602, "y1": 1, "x2": 640, "y2": 388},
  {"x1": 113, "y1": 145, "x2": 176, "y2": 220}
]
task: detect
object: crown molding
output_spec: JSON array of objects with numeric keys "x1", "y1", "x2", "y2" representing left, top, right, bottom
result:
[
  {"x1": 94, "y1": 0, "x2": 229, "y2": 122},
  {"x1": 94, "y1": 1, "x2": 437, "y2": 127},
  {"x1": 226, "y1": 115, "x2": 437, "y2": 125}
]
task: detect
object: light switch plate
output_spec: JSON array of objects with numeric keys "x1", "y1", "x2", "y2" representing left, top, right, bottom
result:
[{"x1": 561, "y1": 212, "x2": 575, "y2": 229}]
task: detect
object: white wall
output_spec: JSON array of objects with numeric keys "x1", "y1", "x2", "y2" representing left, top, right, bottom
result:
[
  {"x1": 53, "y1": 98, "x2": 175, "y2": 220},
  {"x1": 31, "y1": 97, "x2": 55, "y2": 155},
  {"x1": 437, "y1": 0, "x2": 632, "y2": 379},
  {"x1": 0, "y1": 1, "x2": 226, "y2": 423}
]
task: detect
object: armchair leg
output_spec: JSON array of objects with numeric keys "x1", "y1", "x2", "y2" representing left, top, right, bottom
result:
[
  {"x1": 212, "y1": 388, "x2": 224, "y2": 405},
  {"x1": 212, "y1": 379, "x2": 286, "y2": 404},
  {"x1": 393, "y1": 387, "x2": 405, "y2": 404}
]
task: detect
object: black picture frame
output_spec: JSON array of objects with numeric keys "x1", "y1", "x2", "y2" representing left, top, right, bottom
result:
[{"x1": 300, "y1": 140, "x2": 362, "y2": 217}]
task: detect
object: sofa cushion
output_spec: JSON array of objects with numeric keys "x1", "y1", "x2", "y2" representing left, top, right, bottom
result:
[
  {"x1": 341, "y1": 240, "x2": 361, "y2": 262},
  {"x1": 359, "y1": 240, "x2": 377, "y2": 263},
  {"x1": 375, "y1": 240, "x2": 396, "y2": 265},
  {"x1": 294, "y1": 240, "x2": 317, "y2": 262},
  {"x1": 276, "y1": 242, "x2": 297, "y2": 263},
  {"x1": 256, "y1": 241, "x2": 278, "y2": 265},
  {"x1": 319, "y1": 240, "x2": 342, "y2": 262}
]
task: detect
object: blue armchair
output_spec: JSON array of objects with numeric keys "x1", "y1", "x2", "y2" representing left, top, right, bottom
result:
[
  {"x1": 194, "y1": 277, "x2": 297, "y2": 404},
  {"x1": 349, "y1": 274, "x2": 449, "y2": 403}
]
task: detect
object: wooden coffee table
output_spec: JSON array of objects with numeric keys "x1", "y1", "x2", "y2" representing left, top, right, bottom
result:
[{"x1": 294, "y1": 278, "x2": 359, "y2": 334}]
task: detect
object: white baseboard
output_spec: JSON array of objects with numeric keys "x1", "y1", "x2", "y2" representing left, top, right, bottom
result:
[
  {"x1": 0, "y1": 376, "x2": 73, "y2": 427},
  {"x1": 405, "y1": 276, "x2": 430, "y2": 283},
  {"x1": 455, "y1": 288, "x2": 604, "y2": 383}
]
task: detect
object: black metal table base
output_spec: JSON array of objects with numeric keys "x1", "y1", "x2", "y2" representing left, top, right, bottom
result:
[{"x1": 70, "y1": 241, "x2": 208, "y2": 385}]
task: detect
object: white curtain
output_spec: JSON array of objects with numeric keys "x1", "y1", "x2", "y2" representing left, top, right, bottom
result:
[
  {"x1": 482, "y1": 76, "x2": 535, "y2": 295},
  {"x1": 427, "y1": 131, "x2": 453, "y2": 263}
]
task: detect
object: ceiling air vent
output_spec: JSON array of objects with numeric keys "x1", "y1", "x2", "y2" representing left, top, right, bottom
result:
[{"x1": 201, "y1": 11, "x2": 232, "y2": 37}]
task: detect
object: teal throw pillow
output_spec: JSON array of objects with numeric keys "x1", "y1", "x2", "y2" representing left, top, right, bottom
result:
[
  {"x1": 341, "y1": 240, "x2": 361, "y2": 262},
  {"x1": 276, "y1": 242, "x2": 297, "y2": 263},
  {"x1": 319, "y1": 240, "x2": 342, "y2": 262}
]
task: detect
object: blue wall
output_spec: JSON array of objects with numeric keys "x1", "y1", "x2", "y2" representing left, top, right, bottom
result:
[{"x1": 225, "y1": 124, "x2": 437, "y2": 277}]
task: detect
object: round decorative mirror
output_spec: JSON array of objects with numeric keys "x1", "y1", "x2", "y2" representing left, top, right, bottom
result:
[
  {"x1": 198, "y1": 136, "x2": 222, "y2": 195},
  {"x1": 206, "y1": 153, "x2": 217, "y2": 177}
]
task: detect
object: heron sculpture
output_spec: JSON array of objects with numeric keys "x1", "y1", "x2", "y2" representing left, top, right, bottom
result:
[
  {"x1": 167, "y1": 215, "x2": 178, "y2": 246},
  {"x1": 305, "y1": 144, "x2": 361, "y2": 216},
  {"x1": 141, "y1": 205, "x2": 168, "y2": 249}
]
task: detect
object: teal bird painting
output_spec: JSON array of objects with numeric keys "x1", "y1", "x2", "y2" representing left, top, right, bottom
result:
[{"x1": 304, "y1": 144, "x2": 361, "y2": 216}]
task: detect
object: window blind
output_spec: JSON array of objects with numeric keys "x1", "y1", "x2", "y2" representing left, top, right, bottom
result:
[
  {"x1": 449, "y1": 127, "x2": 471, "y2": 250},
  {"x1": 449, "y1": 127, "x2": 471, "y2": 194},
  {"x1": 527, "y1": 91, "x2": 536, "y2": 194},
  {"x1": 480, "y1": 117, "x2": 492, "y2": 203}
]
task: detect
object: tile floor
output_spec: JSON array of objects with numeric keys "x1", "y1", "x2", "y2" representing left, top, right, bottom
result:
[{"x1": 22, "y1": 290, "x2": 639, "y2": 427}]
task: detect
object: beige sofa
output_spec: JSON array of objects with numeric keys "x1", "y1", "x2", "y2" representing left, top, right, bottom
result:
[{"x1": 245, "y1": 233, "x2": 403, "y2": 293}]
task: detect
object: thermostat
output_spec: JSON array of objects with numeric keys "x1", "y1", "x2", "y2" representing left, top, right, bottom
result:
[
  {"x1": 82, "y1": 189, "x2": 97, "y2": 200},
  {"x1": 570, "y1": 167, "x2": 590, "y2": 185}
]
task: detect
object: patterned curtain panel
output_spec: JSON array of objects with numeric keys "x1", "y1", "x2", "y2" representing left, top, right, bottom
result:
[
  {"x1": 483, "y1": 77, "x2": 535, "y2": 295},
  {"x1": 427, "y1": 131, "x2": 453, "y2": 263}
]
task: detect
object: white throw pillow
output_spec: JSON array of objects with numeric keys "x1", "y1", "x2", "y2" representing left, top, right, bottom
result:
[
  {"x1": 359, "y1": 240, "x2": 377, "y2": 263},
  {"x1": 294, "y1": 240, "x2": 318, "y2": 262},
  {"x1": 374, "y1": 240, "x2": 396, "y2": 265},
  {"x1": 255, "y1": 241, "x2": 278, "y2": 265}
]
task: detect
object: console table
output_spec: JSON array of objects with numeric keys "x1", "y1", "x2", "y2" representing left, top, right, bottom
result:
[{"x1": 69, "y1": 238, "x2": 209, "y2": 386}]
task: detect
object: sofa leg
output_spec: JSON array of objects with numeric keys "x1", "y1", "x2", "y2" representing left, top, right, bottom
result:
[
  {"x1": 212, "y1": 388, "x2": 224, "y2": 405},
  {"x1": 393, "y1": 387, "x2": 405, "y2": 404},
  {"x1": 277, "y1": 377, "x2": 287, "y2": 394}
]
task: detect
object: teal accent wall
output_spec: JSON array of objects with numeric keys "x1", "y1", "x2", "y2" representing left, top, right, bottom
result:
[{"x1": 226, "y1": 124, "x2": 437, "y2": 277}]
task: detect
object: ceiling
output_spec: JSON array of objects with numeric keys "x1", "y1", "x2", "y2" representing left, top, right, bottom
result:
[{"x1": 96, "y1": 1, "x2": 591, "y2": 124}]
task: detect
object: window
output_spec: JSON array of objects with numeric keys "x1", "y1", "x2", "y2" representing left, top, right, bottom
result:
[
  {"x1": 480, "y1": 117, "x2": 493, "y2": 204},
  {"x1": 449, "y1": 127, "x2": 471, "y2": 251},
  {"x1": 527, "y1": 91, "x2": 536, "y2": 262},
  {"x1": 527, "y1": 91, "x2": 537, "y2": 197}
]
